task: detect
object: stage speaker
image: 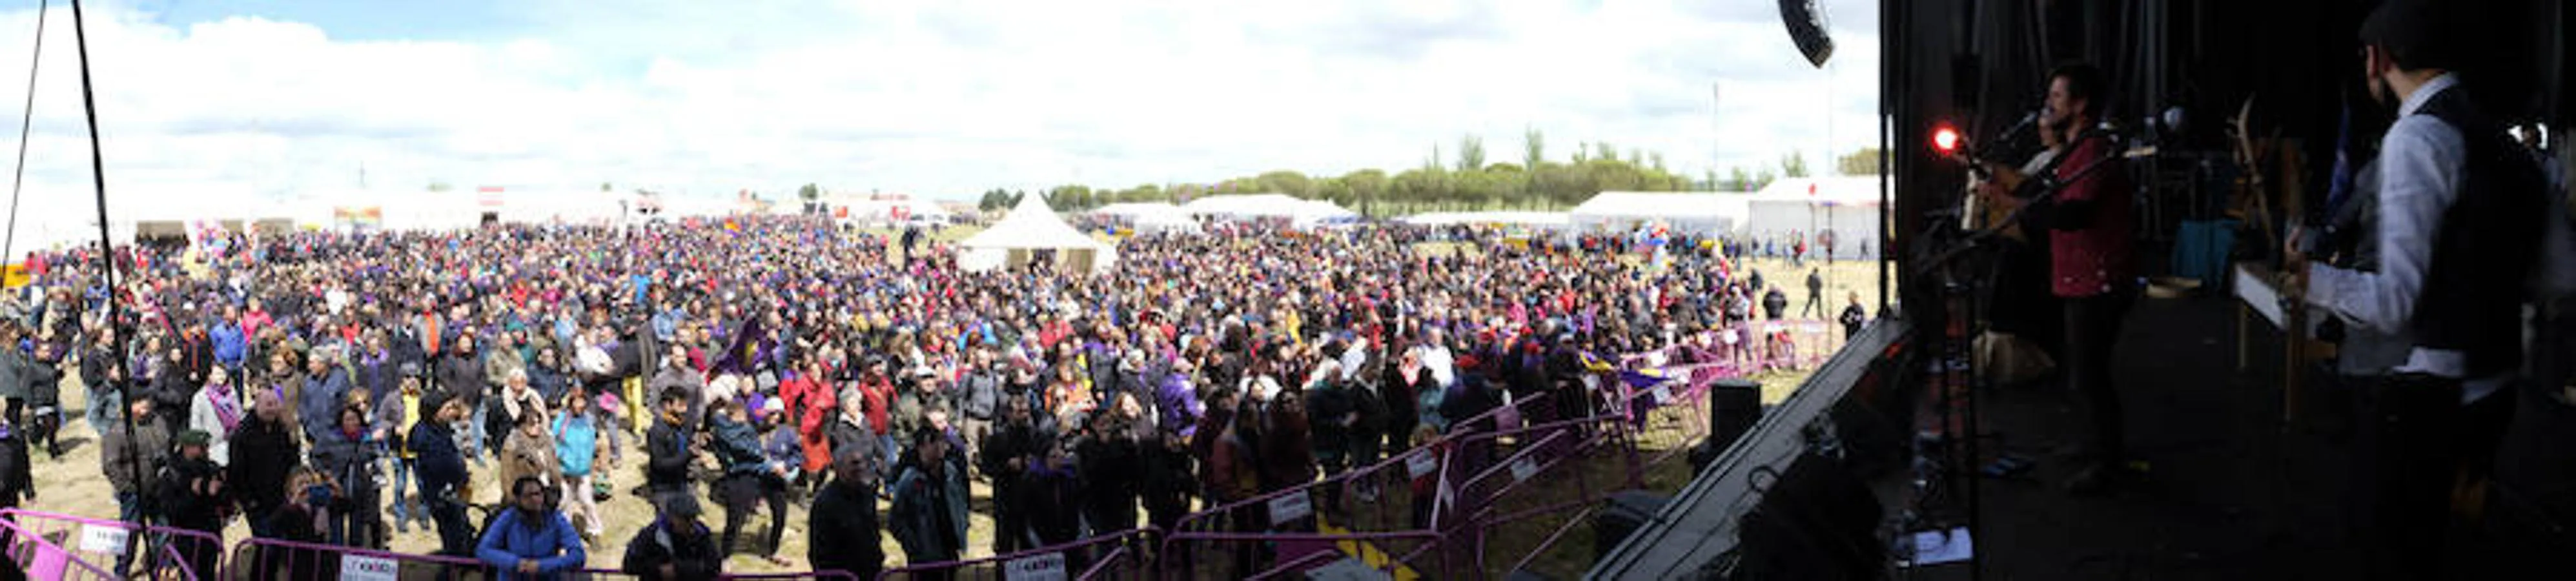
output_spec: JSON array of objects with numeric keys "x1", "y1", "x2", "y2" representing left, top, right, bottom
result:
[
  {"x1": 1592, "y1": 491, "x2": 1673, "y2": 560},
  {"x1": 1730, "y1": 453, "x2": 1886, "y2": 581},
  {"x1": 1778, "y1": 0, "x2": 1835, "y2": 68}
]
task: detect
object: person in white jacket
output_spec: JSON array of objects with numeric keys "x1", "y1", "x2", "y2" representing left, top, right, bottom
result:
[{"x1": 189, "y1": 366, "x2": 249, "y2": 466}]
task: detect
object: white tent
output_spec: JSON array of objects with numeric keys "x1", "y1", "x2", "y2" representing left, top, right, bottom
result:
[
  {"x1": 1180, "y1": 194, "x2": 1358, "y2": 226},
  {"x1": 832, "y1": 196, "x2": 952, "y2": 226},
  {"x1": 1093, "y1": 203, "x2": 1201, "y2": 234},
  {"x1": 1742, "y1": 177, "x2": 1885, "y2": 259},
  {"x1": 956, "y1": 194, "x2": 1116, "y2": 273},
  {"x1": 1568, "y1": 192, "x2": 1748, "y2": 234}
]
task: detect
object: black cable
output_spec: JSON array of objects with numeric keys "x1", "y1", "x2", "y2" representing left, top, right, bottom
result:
[
  {"x1": 0, "y1": 0, "x2": 43, "y2": 269},
  {"x1": 66, "y1": 0, "x2": 145, "y2": 531}
]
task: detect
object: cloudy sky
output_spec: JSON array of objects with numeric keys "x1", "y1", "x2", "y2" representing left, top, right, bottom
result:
[{"x1": 0, "y1": 0, "x2": 1876, "y2": 242}]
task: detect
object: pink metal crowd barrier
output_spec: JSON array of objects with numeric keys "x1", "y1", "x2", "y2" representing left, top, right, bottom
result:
[
  {"x1": 877, "y1": 527, "x2": 1156, "y2": 581},
  {"x1": 725, "y1": 571, "x2": 864, "y2": 580},
  {"x1": 0, "y1": 515, "x2": 121, "y2": 580},
  {"x1": 0, "y1": 508, "x2": 225, "y2": 581},
  {"x1": 228, "y1": 535, "x2": 488, "y2": 580}
]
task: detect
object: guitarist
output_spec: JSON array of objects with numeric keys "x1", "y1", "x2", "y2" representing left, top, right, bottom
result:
[{"x1": 1968, "y1": 96, "x2": 2073, "y2": 370}]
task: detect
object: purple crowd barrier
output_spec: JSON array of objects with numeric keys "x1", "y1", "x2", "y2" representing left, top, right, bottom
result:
[
  {"x1": 0, "y1": 507, "x2": 225, "y2": 581},
  {"x1": 0, "y1": 515, "x2": 122, "y2": 580},
  {"x1": 876, "y1": 527, "x2": 1155, "y2": 581},
  {"x1": 724, "y1": 573, "x2": 864, "y2": 580},
  {"x1": 228, "y1": 535, "x2": 488, "y2": 580}
]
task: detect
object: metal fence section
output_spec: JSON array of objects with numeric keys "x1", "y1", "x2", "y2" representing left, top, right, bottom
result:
[
  {"x1": 877, "y1": 527, "x2": 1156, "y2": 581},
  {"x1": 228, "y1": 535, "x2": 489, "y2": 580},
  {"x1": 0, "y1": 507, "x2": 225, "y2": 581},
  {"x1": 0, "y1": 515, "x2": 122, "y2": 580}
]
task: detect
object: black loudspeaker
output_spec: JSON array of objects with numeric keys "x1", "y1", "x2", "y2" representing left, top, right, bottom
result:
[
  {"x1": 1730, "y1": 453, "x2": 1886, "y2": 581},
  {"x1": 1778, "y1": 0, "x2": 1835, "y2": 67},
  {"x1": 1710, "y1": 379, "x2": 1764, "y2": 451},
  {"x1": 1592, "y1": 491, "x2": 1673, "y2": 560}
]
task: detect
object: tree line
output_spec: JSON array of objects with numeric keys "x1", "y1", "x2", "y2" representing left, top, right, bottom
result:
[{"x1": 974, "y1": 131, "x2": 1883, "y2": 216}]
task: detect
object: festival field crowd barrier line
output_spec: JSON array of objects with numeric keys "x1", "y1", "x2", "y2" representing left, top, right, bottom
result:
[
  {"x1": 227, "y1": 536, "x2": 487, "y2": 581},
  {"x1": 0, "y1": 508, "x2": 227, "y2": 581},
  {"x1": 0, "y1": 515, "x2": 123, "y2": 580},
  {"x1": 875, "y1": 527, "x2": 1155, "y2": 581}
]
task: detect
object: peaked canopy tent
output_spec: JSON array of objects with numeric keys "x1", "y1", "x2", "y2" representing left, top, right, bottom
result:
[
  {"x1": 1568, "y1": 192, "x2": 1748, "y2": 234},
  {"x1": 956, "y1": 194, "x2": 1117, "y2": 273},
  {"x1": 1397, "y1": 210, "x2": 1573, "y2": 229}
]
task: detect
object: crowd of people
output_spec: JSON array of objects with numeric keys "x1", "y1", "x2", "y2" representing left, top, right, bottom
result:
[{"x1": 0, "y1": 215, "x2": 1865, "y2": 579}]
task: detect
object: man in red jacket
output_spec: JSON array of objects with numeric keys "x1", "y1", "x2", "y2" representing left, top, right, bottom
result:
[{"x1": 2039, "y1": 63, "x2": 2139, "y2": 494}]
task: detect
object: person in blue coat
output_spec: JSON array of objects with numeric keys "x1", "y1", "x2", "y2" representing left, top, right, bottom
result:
[
  {"x1": 476, "y1": 475, "x2": 588, "y2": 580},
  {"x1": 298, "y1": 351, "x2": 354, "y2": 446}
]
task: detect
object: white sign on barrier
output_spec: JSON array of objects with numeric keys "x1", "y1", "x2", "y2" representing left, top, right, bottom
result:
[
  {"x1": 1652, "y1": 385, "x2": 1675, "y2": 405},
  {"x1": 1509, "y1": 457, "x2": 1538, "y2": 482},
  {"x1": 75, "y1": 525, "x2": 127, "y2": 555},
  {"x1": 1407, "y1": 452, "x2": 1438, "y2": 478},
  {"x1": 1269, "y1": 491, "x2": 1315, "y2": 524},
  {"x1": 1004, "y1": 551, "x2": 1068, "y2": 581},
  {"x1": 340, "y1": 554, "x2": 399, "y2": 581}
]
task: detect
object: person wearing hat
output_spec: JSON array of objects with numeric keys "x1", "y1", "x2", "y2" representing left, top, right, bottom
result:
[
  {"x1": 2284, "y1": 2, "x2": 2551, "y2": 577},
  {"x1": 807, "y1": 445, "x2": 884, "y2": 581},
  {"x1": 156, "y1": 429, "x2": 227, "y2": 579},
  {"x1": 407, "y1": 389, "x2": 475, "y2": 556},
  {"x1": 377, "y1": 363, "x2": 427, "y2": 535},
  {"x1": 101, "y1": 396, "x2": 170, "y2": 572},
  {"x1": 623, "y1": 491, "x2": 722, "y2": 581}
]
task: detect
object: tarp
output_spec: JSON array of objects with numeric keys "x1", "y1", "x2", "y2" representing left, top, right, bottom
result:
[
  {"x1": 1093, "y1": 203, "x2": 1200, "y2": 234},
  {"x1": 1180, "y1": 194, "x2": 1358, "y2": 225}
]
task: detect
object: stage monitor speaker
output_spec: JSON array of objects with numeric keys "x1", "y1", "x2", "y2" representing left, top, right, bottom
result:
[
  {"x1": 1591, "y1": 491, "x2": 1673, "y2": 560},
  {"x1": 1779, "y1": 0, "x2": 1835, "y2": 67},
  {"x1": 1730, "y1": 452, "x2": 1886, "y2": 581},
  {"x1": 1710, "y1": 378, "x2": 1764, "y2": 451}
]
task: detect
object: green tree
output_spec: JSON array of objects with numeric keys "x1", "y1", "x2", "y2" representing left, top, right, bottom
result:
[
  {"x1": 1523, "y1": 128, "x2": 1545, "y2": 170},
  {"x1": 1781, "y1": 152, "x2": 1810, "y2": 178},
  {"x1": 1835, "y1": 147, "x2": 1885, "y2": 176},
  {"x1": 600, "y1": 182, "x2": 611, "y2": 192},
  {"x1": 1253, "y1": 170, "x2": 1313, "y2": 198},
  {"x1": 1593, "y1": 142, "x2": 1619, "y2": 163},
  {"x1": 1342, "y1": 169, "x2": 1389, "y2": 215},
  {"x1": 1457, "y1": 135, "x2": 1486, "y2": 172},
  {"x1": 798, "y1": 183, "x2": 821, "y2": 201},
  {"x1": 427, "y1": 181, "x2": 452, "y2": 192}
]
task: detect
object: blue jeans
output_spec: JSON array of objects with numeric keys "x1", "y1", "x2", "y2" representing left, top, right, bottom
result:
[
  {"x1": 85, "y1": 388, "x2": 119, "y2": 435},
  {"x1": 880, "y1": 434, "x2": 901, "y2": 480},
  {"x1": 114, "y1": 492, "x2": 141, "y2": 574},
  {"x1": 387, "y1": 454, "x2": 420, "y2": 531},
  {"x1": 466, "y1": 406, "x2": 488, "y2": 460}
]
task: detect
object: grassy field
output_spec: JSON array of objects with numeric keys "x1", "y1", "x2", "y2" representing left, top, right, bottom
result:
[{"x1": 19, "y1": 229, "x2": 1883, "y2": 576}]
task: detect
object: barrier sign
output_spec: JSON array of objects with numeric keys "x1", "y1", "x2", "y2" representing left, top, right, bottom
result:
[
  {"x1": 1004, "y1": 551, "x2": 1068, "y2": 581},
  {"x1": 1407, "y1": 452, "x2": 1438, "y2": 478},
  {"x1": 1269, "y1": 491, "x2": 1315, "y2": 525},
  {"x1": 1509, "y1": 458, "x2": 1538, "y2": 482},
  {"x1": 76, "y1": 525, "x2": 127, "y2": 555},
  {"x1": 340, "y1": 554, "x2": 400, "y2": 581}
]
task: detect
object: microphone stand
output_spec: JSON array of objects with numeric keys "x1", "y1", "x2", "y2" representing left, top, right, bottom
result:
[{"x1": 1901, "y1": 130, "x2": 2123, "y2": 580}]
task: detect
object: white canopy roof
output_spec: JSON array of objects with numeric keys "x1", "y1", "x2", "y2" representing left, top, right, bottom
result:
[
  {"x1": 959, "y1": 194, "x2": 1107, "y2": 251},
  {"x1": 1568, "y1": 191, "x2": 1748, "y2": 233},
  {"x1": 1748, "y1": 176, "x2": 1885, "y2": 206},
  {"x1": 1093, "y1": 202, "x2": 1200, "y2": 234},
  {"x1": 1180, "y1": 194, "x2": 1358, "y2": 224}
]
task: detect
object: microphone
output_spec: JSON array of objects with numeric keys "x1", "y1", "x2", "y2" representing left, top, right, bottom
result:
[{"x1": 1996, "y1": 110, "x2": 2041, "y2": 143}]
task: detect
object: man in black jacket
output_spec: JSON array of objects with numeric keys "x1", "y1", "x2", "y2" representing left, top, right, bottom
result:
[
  {"x1": 644, "y1": 390, "x2": 696, "y2": 498},
  {"x1": 409, "y1": 392, "x2": 473, "y2": 556},
  {"x1": 976, "y1": 396, "x2": 1048, "y2": 555},
  {"x1": 159, "y1": 431, "x2": 227, "y2": 580},
  {"x1": 227, "y1": 390, "x2": 300, "y2": 539},
  {"x1": 808, "y1": 447, "x2": 885, "y2": 580},
  {"x1": 433, "y1": 335, "x2": 487, "y2": 460},
  {"x1": 624, "y1": 492, "x2": 722, "y2": 581}
]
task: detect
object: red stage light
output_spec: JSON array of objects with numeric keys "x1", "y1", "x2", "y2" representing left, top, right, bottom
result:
[{"x1": 1931, "y1": 125, "x2": 1961, "y2": 155}]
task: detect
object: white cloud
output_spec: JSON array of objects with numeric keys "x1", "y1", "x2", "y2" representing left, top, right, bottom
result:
[{"x1": 0, "y1": 0, "x2": 1877, "y2": 247}]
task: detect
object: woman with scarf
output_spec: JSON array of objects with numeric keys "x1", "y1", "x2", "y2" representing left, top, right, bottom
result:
[{"x1": 188, "y1": 366, "x2": 247, "y2": 466}]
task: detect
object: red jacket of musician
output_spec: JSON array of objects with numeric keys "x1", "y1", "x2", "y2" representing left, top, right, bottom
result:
[{"x1": 2050, "y1": 136, "x2": 2136, "y2": 298}]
